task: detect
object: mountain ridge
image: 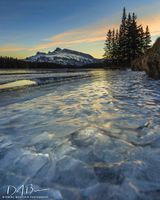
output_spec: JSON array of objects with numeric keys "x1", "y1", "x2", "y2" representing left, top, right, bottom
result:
[{"x1": 26, "y1": 48, "x2": 100, "y2": 66}]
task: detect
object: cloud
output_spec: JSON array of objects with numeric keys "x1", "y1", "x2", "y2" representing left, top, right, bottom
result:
[
  {"x1": 0, "y1": 25, "x2": 109, "y2": 58},
  {"x1": 0, "y1": 44, "x2": 27, "y2": 52},
  {"x1": 0, "y1": 12, "x2": 159, "y2": 58},
  {"x1": 29, "y1": 12, "x2": 160, "y2": 52},
  {"x1": 29, "y1": 25, "x2": 109, "y2": 51},
  {"x1": 0, "y1": 19, "x2": 116, "y2": 58}
]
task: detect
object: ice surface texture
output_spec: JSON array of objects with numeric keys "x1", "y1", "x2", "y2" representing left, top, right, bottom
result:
[{"x1": 0, "y1": 70, "x2": 160, "y2": 200}]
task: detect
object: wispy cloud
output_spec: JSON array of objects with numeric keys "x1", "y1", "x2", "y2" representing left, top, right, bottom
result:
[
  {"x1": 28, "y1": 13, "x2": 160, "y2": 52},
  {"x1": 0, "y1": 12, "x2": 159, "y2": 58},
  {"x1": 29, "y1": 25, "x2": 108, "y2": 51},
  {"x1": 0, "y1": 44, "x2": 27, "y2": 52},
  {"x1": 0, "y1": 21, "x2": 114, "y2": 58}
]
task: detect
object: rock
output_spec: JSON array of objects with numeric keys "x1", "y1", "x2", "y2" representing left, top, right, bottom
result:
[
  {"x1": 132, "y1": 37, "x2": 160, "y2": 79},
  {"x1": 132, "y1": 56, "x2": 144, "y2": 71}
]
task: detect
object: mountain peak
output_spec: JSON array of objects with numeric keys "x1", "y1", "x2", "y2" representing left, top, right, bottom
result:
[
  {"x1": 54, "y1": 47, "x2": 62, "y2": 52},
  {"x1": 26, "y1": 48, "x2": 99, "y2": 66},
  {"x1": 36, "y1": 51, "x2": 46, "y2": 55}
]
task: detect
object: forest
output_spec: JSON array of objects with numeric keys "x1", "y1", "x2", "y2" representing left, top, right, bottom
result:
[{"x1": 104, "y1": 8, "x2": 151, "y2": 66}]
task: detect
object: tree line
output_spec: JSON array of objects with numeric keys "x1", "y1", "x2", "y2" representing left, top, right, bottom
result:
[
  {"x1": 0, "y1": 56, "x2": 65, "y2": 69},
  {"x1": 104, "y1": 8, "x2": 151, "y2": 66}
]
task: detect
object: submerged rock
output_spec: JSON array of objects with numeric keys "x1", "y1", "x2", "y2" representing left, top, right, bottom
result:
[{"x1": 132, "y1": 37, "x2": 160, "y2": 79}]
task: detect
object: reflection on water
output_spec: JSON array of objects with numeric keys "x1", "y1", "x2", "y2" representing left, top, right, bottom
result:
[{"x1": 0, "y1": 69, "x2": 160, "y2": 200}]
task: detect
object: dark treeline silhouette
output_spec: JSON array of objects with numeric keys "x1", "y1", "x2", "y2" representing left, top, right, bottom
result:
[
  {"x1": 0, "y1": 56, "x2": 66, "y2": 69},
  {"x1": 0, "y1": 56, "x2": 108, "y2": 69},
  {"x1": 104, "y1": 8, "x2": 151, "y2": 67}
]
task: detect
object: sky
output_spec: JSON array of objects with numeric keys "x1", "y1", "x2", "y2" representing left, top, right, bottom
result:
[{"x1": 0, "y1": 0, "x2": 160, "y2": 58}]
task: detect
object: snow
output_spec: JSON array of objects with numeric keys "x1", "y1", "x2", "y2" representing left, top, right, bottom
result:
[
  {"x1": 26, "y1": 48, "x2": 98, "y2": 66},
  {"x1": 0, "y1": 71, "x2": 91, "y2": 90},
  {"x1": 0, "y1": 80, "x2": 36, "y2": 90}
]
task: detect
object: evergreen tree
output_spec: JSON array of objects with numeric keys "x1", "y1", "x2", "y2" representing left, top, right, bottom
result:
[
  {"x1": 118, "y1": 7, "x2": 128, "y2": 62},
  {"x1": 129, "y1": 13, "x2": 143, "y2": 60},
  {"x1": 112, "y1": 29, "x2": 119, "y2": 63},
  {"x1": 104, "y1": 29, "x2": 113, "y2": 59},
  {"x1": 138, "y1": 25, "x2": 145, "y2": 54},
  {"x1": 125, "y1": 12, "x2": 133, "y2": 63},
  {"x1": 104, "y1": 7, "x2": 152, "y2": 66},
  {"x1": 144, "y1": 25, "x2": 151, "y2": 51},
  {"x1": 111, "y1": 28, "x2": 115, "y2": 60}
]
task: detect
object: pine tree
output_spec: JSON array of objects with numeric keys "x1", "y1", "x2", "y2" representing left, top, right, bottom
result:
[
  {"x1": 118, "y1": 7, "x2": 128, "y2": 62},
  {"x1": 104, "y1": 8, "x2": 152, "y2": 66},
  {"x1": 139, "y1": 25, "x2": 145, "y2": 54},
  {"x1": 111, "y1": 28, "x2": 115, "y2": 60},
  {"x1": 104, "y1": 29, "x2": 113, "y2": 60},
  {"x1": 125, "y1": 12, "x2": 133, "y2": 63},
  {"x1": 129, "y1": 13, "x2": 141, "y2": 60},
  {"x1": 144, "y1": 25, "x2": 151, "y2": 51},
  {"x1": 112, "y1": 29, "x2": 119, "y2": 63}
]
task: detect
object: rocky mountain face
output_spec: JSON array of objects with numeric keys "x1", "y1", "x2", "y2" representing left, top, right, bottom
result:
[
  {"x1": 132, "y1": 38, "x2": 160, "y2": 79},
  {"x1": 26, "y1": 48, "x2": 99, "y2": 66}
]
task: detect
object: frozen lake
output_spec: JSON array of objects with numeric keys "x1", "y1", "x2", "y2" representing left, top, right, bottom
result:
[{"x1": 0, "y1": 69, "x2": 160, "y2": 200}]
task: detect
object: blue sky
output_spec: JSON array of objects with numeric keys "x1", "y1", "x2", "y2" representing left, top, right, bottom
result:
[{"x1": 0, "y1": 0, "x2": 160, "y2": 58}]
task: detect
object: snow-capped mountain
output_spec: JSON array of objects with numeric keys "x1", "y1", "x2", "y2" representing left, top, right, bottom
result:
[{"x1": 26, "y1": 48, "x2": 99, "y2": 66}]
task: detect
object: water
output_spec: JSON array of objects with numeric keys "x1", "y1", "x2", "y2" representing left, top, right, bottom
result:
[{"x1": 0, "y1": 69, "x2": 160, "y2": 200}]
